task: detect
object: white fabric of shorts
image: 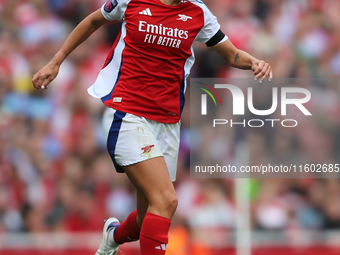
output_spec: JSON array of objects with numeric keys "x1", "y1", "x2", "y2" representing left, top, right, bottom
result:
[{"x1": 102, "y1": 107, "x2": 180, "y2": 182}]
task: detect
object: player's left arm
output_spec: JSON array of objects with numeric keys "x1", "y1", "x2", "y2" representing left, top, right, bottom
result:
[{"x1": 212, "y1": 39, "x2": 273, "y2": 83}]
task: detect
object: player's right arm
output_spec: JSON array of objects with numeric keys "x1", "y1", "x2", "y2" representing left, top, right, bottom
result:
[{"x1": 32, "y1": 9, "x2": 109, "y2": 90}]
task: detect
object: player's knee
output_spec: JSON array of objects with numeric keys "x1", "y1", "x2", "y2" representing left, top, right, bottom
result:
[
  {"x1": 164, "y1": 193, "x2": 178, "y2": 214},
  {"x1": 149, "y1": 191, "x2": 178, "y2": 216}
]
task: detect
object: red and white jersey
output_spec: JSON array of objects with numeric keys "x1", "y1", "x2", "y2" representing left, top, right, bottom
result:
[{"x1": 88, "y1": 0, "x2": 227, "y2": 123}]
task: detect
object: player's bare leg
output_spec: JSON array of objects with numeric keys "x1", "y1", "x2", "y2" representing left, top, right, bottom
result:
[
  {"x1": 135, "y1": 181, "x2": 177, "y2": 225},
  {"x1": 124, "y1": 156, "x2": 177, "y2": 219},
  {"x1": 95, "y1": 166, "x2": 151, "y2": 255},
  {"x1": 110, "y1": 190, "x2": 147, "y2": 247},
  {"x1": 136, "y1": 189, "x2": 148, "y2": 227},
  {"x1": 123, "y1": 156, "x2": 177, "y2": 254}
]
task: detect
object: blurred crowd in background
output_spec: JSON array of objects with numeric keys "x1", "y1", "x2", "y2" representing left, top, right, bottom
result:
[{"x1": 1, "y1": 0, "x2": 340, "y2": 250}]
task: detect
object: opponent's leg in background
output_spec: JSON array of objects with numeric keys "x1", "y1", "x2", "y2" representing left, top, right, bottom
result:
[
  {"x1": 111, "y1": 189, "x2": 147, "y2": 245},
  {"x1": 124, "y1": 156, "x2": 178, "y2": 255}
]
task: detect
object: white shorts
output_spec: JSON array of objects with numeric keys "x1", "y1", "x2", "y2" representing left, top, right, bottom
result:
[{"x1": 102, "y1": 107, "x2": 180, "y2": 182}]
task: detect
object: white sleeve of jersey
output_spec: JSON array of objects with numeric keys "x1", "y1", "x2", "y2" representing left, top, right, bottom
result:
[
  {"x1": 195, "y1": 3, "x2": 224, "y2": 44},
  {"x1": 101, "y1": 0, "x2": 129, "y2": 22}
]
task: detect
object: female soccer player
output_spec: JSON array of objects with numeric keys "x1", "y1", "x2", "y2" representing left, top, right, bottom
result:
[{"x1": 32, "y1": 0, "x2": 272, "y2": 254}]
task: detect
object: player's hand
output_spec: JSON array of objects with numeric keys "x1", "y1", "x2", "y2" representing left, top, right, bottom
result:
[
  {"x1": 32, "y1": 61, "x2": 60, "y2": 90},
  {"x1": 251, "y1": 60, "x2": 273, "y2": 83}
]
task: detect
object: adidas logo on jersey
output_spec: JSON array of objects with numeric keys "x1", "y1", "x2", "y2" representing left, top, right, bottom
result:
[
  {"x1": 155, "y1": 244, "x2": 167, "y2": 250},
  {"x1": 139, "y1": 8, "x2": 152, "y2": 16}
]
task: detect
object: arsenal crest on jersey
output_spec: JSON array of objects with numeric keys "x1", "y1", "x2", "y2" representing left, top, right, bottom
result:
[{"x1": 104, "y1": 0, "x2": 118, "y2": 13}]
